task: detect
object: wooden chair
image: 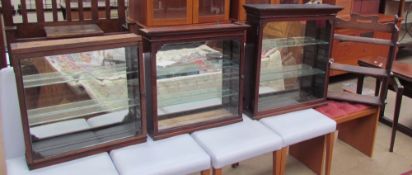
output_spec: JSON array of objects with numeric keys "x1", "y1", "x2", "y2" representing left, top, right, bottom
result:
[
  {"x1": 318, "y1": 14, "x2": 400, "y2": 156},
  {"x1": 358, "y1": 56, "x2": 411, "y2": 152}
]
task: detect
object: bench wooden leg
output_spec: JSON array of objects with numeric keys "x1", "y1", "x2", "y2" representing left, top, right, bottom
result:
[
  {"x1": 212, "y1": 168, "x2": 222, "y2": 175},
  {"x1": 325, "y1": 132, "x2": 336, "y2": 175},
  {"x1": 273, "y1": 148, "x2": 288, "y2": 175},
  {"x1": 201, "y1": 169, "x2": 211, "y2": 175},
  {"x1": 290, "y1": 136, "x2": 325, "y2": 175},
  {"x1": 337, "y1": 109, "x2": 379, "y2": 157}
]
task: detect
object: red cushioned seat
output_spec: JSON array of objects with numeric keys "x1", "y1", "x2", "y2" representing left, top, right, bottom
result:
[{"x1": 315, "y1": 101, "x2": 369, "y2": 119}]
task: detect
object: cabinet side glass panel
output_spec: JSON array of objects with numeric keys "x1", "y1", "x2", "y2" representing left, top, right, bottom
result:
[
  {"x1": 153, "y1": 0, "x2": 187, "y2": 19},
  {"x1": 20, "y1": 46, "x2": 142, "y2": 160},
  {"x1": 199, "y1": 0, "x2": 225, "y2": 16},
  {"x1": 156, "y1": 40, "x2": 241, "y2": 130},
  {"x1": 258, "y1": 20, "x2": 331, "y2": 112}
]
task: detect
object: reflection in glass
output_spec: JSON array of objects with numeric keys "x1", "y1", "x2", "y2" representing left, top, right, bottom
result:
[
  {"x1": 258, "y1": 20, "x2": 330, "y2": 111},
  {"x1": 156, "y1": 40, "x2": 241, "y2": 130},
  {"x1": 153, "y1": 0, "x2": 187, "y2": 19},
  {"x1": 20, "y1": 47, "x2": 142, "y2": 160},
  {"x1": 199, "y1": 0, "x2": 225, "y2": 16}
]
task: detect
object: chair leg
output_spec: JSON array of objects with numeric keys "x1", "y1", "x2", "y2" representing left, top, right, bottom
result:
[
  {"x1": 390, "y1": 87, "x2": 403, "y2": 152},
  {"x1": 357, "y1": 75, "x2": 365, "y2": 94},
  {"x1": 201, "y1": 169, "x2": 211, "y2": 175},
  {"x1": 212, "y1": 168, "x2": 222, "y2": 175},
  {"x1": 325, "y1": 132, "x2": 336, "y2": 175}
]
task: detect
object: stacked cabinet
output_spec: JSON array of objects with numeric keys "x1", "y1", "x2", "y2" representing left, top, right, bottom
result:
[
  {"x1": 139, "y1": 23, "x2": 248, "y2": 139},
  {"x1": 128, "y1": 0, "x2": 230, "y2": 27},
  {"x1": 243, "y1": 4, "x2": 342, "y2": 119},
  {"x1": 10, "y1": 34, "x2": 146, "y2": 169}
]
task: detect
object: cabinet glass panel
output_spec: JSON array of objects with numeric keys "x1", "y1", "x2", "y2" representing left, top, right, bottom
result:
[
  {"x1": 20, "y1": 47, "x2": 142, "y2": 160},
  {"x1": 258, "y1": 20, "x2": 331, "y2": 111},
  {"x1": 199, "y1": 0, "x2": 225, "y2": 16},
  {"x1": 155, "y1": 40, "x2": 241, "y2": 130},
  {"x1": 153, "y1": 0, "x2": 187, "y2": 19}
]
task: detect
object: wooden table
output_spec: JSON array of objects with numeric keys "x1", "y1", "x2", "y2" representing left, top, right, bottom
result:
[{"x1": 44, "y1": 24, "x2": 104, "y2": 39}]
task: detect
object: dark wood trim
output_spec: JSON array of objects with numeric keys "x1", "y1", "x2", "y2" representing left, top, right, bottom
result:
[
  {"x1": 153, "y1": 117, "x2": 242, "y2": 140},
  {"x1": 0, "y1": 15, "x2": 7, "y2": 68}
]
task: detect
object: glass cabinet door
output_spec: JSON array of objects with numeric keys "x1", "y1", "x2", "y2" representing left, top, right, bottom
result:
[
  {"x1": 258, "y1": 19, "x2": 331, "y2": 112},
  {"x1": 196, "y1": 0, "x2": 229, "y2": 23},
  {"x1": 19, "y1": 46, "x2": 142, "y2": 161},
  {"x1": 155, "y1": 39, "x2": 241, "y2": 131},
  {"x1": 198, "y1": 0, "x2": 225, "y2": 16},
  {"x1": 153, "y1": 0, "x2": 188, "y2": 20}
]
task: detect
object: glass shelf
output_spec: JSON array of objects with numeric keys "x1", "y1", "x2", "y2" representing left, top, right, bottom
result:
[
  {"x1": 260, "y1": 64, "x2": 325, "y2": 82},
  {"x1": 23, "y1": 64, "x2": 137, "y2": 88},
  {"x1": 158, "y1": 88, "x2": 237, "y2": 107},
  {"x1": 28, "y1": 98, "x2": 138, "y2": 127},
  {"x1": 262, "y1": 37, "x2": 328, "y2": 50}
]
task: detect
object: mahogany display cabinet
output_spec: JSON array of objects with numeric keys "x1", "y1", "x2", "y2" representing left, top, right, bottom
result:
[
  {"x1": 128, "y1": 0, "x2": 230, "y2": 27},
  {"x1": 10, "y1": 34, "x2": 147, "y2": 169},
  {"x1": 138, "y1": 23, "x2": 248, "y2": 139},
  {"x1": 243, "y1": 4, "x2": 342, "y2": 119}
]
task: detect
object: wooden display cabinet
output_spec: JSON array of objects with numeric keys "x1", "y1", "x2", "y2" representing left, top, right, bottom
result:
[
  {"x1": 138, "y1": 23, "x2": 248, "y2": 139},
  {"x1": 10, "y1": 34, "x2": 147, "y2": 169},
  {"x1": 128, "y1": 0, "x2": 230, "y2": 27},
  {"x1": 243, "y1": 4, "x2": 342, "y2": 119}
]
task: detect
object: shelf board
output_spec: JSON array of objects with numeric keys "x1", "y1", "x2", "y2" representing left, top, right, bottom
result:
[
  {"x1": 260, "y1": 64, "x2": 325, "y2": 82},
  {"x1": 262, "y1": 36, "x2": 328, "y2": 50},
  {"x1": 28, "y1": 98, "x2": 138, "y2": 127}
]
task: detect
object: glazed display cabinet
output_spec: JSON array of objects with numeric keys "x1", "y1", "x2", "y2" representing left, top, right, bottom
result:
[
  {"x1": 243, "y1": 4, "x2": 342, "y2": 118},
  {"x1": 139, "y1": 23, "x2": 248, "y2": 139},
  {"x1": 128, "y1": 0, "x2": 229, "y2": 27},
  {"x1": 10, "y1": 34, "x2": 146, "y2": 169}
]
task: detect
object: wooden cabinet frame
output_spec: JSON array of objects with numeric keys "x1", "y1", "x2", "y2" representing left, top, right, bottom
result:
[
  {"x1": 10, "y1": 34, "x2": 147, "y2": 169},
  {"x1": 243, "y1": 4, "x2": 342, "y2": 119},
  {"x1": 138, "y1": 24, "x2": 248, "y2": 139}
]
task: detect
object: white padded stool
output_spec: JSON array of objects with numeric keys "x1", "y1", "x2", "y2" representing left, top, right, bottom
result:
[
  {"x1": 6, "y1": 153, "x2": 119, "y2": 175},
  {"x1": 260, "y1": 109, "x2": 337, "y2": 175},
  {"x1": 110, "y1": 134, "x2": 211, "y2": 175},
  {"x1": 0, "y1": 67, "x2": 120, "y2": 175},
  {"x1": 191, "y1": 116, "x2": 283, "y2": 175}
]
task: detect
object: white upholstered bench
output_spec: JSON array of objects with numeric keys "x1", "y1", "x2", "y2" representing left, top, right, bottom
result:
[
  {"x1": 260, "y1": 109, "x2": 337, "y2": 175},
  {"x1": 191, "y1": 116, "x2": 283, "y2": 175},
  {"x1": 0, "y1": 67, "x2": 120, "y2": 175},
  {"x1": 110, "y1": 134, "x2": 211, "y2": 175}
]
